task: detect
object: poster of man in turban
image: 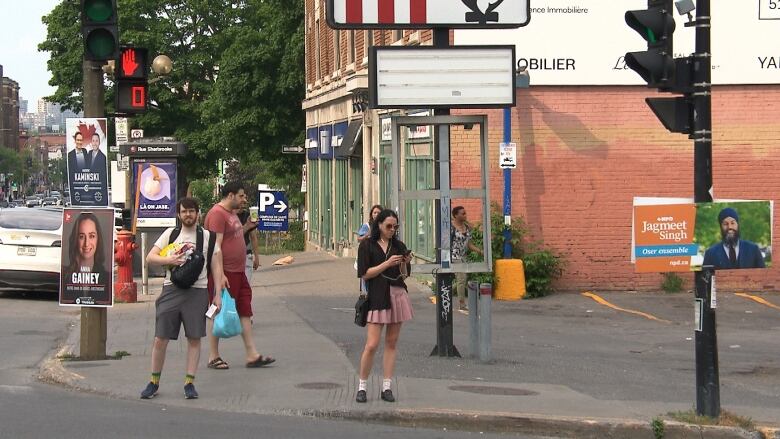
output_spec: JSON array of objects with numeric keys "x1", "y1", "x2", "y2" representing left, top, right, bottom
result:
[{"x1": 66, "y1": 118, "x2": 109, "y2": 207}]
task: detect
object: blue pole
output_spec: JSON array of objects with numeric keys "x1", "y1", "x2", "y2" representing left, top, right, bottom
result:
[{"x1": 502, "y1": 107, "x2": 512, "y2": 258}]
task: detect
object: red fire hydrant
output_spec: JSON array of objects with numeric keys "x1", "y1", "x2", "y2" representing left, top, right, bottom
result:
[{"x1": 114, "y1": 229, "x2": 139, "y2": 303}]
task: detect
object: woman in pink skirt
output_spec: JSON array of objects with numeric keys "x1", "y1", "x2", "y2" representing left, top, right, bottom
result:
[{"x1": 355, "y1": 209, "x2": 413, "y2": 403}]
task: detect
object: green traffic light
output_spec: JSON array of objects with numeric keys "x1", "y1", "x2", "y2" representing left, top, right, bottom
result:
[
  {"x1": 86, "y1": 28, "x2": 116, "y2": 59},
  {"x1": 84, "y1": 0, "x2": 113, "y2": 22},
  {"x1": 645, "y1": 28, "x2": 657, "y2": 44}
]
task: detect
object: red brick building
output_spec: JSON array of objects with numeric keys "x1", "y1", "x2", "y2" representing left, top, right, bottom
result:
[{"x1": 303, "y1": 0, "x2": 780, "y2": 292}]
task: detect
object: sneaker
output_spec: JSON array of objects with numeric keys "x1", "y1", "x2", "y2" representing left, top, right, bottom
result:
[
  {"x1": 140, "y1": 382, "x2": 158, "y2": 399},
  {"x1": 184, "y1": 383, "x2": 199, "y2": 399},
  {"x1": 355, "y1": 390, "x2": 367, "y2": 403},
  {"x1": 380, "y1": 389, "x2": 395, "y2": 402}
]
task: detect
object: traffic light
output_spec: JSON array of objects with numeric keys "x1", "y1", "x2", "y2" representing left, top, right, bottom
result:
[
  {"x1": 625, "y1": 0, "x2": 676, "y2": 90},
  {"x1": 115, "y1": 46, "x2": 149, "y2": 114},
  {"x1": 81, "y1": 0, "x2": 120, "y2": 61}
]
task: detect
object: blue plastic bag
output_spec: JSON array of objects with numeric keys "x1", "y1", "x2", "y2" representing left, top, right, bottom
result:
[{"x1": 212, "y1": 288, "x2": 242, "y2": 338}]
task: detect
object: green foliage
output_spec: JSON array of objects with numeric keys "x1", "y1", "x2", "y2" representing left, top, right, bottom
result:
[
  {"x1": 660, "y1": 272, "x2": 684, "y2": 293},
  {"x1": 667, "y1": 409, "x2": 754, "y2": 430},
  {"x1": 47, "y1": 157, "x2": 67, "y2": 190},
  {"x1": 523, "y1": 249, "x2": 564, "y2": 298},
  {"x1": 282, "y1": 221, "x2": 306, "y2": 252},
  {"x1": 189, "y1": 178, "x2": 218, "y2": 214},
  {"x1": 466, "y1": 203, "x2": 565, "y2": 298},
  {"x1": 0, "y1": 148, "x2": 22, "y2": 175},
  {"x1": 39, "y1": 0, "x2": 305, "y2": 188},
  {"x1": 695, "y1": 201, "x2": 772, "y2": 265},
  {"x1": 651, "y1": 417, "x2": 665, "y2": 439}
]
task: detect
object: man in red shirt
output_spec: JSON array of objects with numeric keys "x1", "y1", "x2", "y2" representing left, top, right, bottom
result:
[{"x1": 204, "y1": 182, "x2": 275, "y2": 369}]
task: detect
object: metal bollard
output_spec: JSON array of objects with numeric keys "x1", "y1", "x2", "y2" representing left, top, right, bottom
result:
[
  {"x1": 478, "y1": 283, "x2": 492, "y2": 362},
  {"x1": 467, "y1": 280, "x2": 479, "y2": 358}
]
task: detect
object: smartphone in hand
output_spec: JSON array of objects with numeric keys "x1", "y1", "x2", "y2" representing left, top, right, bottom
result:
[{"x1": 205, "y1": 304, "x2": 218, "y2": 319}]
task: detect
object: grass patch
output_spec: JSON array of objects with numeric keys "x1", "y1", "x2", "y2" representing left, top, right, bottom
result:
[
  {"x1": 660, "y1": 272, "x2": 684, "y2": 293},
  {"x1": 651, "y1": 417, "x2": 665, "y2": 439},
  {"x1": 57, "y1": 353, "x2": 78, "y2": 361},
  {"x1": 667, "y1": 409, "x2": 755, "y2": 430},
  {"x1": 110, "y1": 350, "x2": 131, "y2": 360}
]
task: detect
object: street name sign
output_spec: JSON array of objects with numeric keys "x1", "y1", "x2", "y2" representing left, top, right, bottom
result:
[
  {"x1": 328, "y1": 0, "x2": 530, "y2": 28},
  {"x1": 257, "y1": 190, "x2": 289, "y2": 232},
  {"x1": 282, "y1": 145, "x2": 305, "y2": 154}
]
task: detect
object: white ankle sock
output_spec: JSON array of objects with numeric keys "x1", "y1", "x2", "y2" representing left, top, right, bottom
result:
[
  {"x1": 358, "y1": 379, "x2": 367, "y2": 392},
  {"x1": 382, "y1": 378, "x2": 392, "y2": 392}
]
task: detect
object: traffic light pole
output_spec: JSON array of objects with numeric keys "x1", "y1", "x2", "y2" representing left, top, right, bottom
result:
[
  {"x1": 691, "y1": 0, "x2": 719, "y2": 418},
  {"x1": 80, "y1": 59, "x2": 108, "y2": 360},
  {"x1": 430, "y1": 27, "x2": 460, "y2": 358}
]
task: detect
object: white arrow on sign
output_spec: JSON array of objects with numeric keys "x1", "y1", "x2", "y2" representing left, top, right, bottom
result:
[{"x1": 274, "y1": 199, "x2": 287, "y2": 212}]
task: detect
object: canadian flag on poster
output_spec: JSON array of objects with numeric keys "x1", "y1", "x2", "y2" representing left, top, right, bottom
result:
[{"x1": 332, "y1": 0, "x2": 527, "y2": 26}]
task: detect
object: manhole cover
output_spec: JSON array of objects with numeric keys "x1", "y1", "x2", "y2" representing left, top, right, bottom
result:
[
  {"x1": 448, "y1": 385, "x2": 539, "y2": 396},
  {"x1": 296, "y1": 382, "x2": 343, "y2": 390}
]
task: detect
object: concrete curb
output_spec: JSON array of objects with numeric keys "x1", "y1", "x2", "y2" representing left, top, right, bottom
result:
[{"x1": 311, "y1": 408, "x2": 771, "y2": 439}]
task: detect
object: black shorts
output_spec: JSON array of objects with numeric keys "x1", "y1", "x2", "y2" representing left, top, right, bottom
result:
[{"x1": 155, "y1": 284, "x2": 209, "y2": 340}]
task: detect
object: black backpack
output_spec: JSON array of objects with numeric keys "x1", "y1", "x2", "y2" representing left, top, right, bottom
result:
[{"x1": 168, "y1": 226, "x2": 217, "y2": 289}]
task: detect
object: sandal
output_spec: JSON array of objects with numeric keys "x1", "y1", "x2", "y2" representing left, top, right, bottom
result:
[
  {"x1": 246, "y1": 355, "x2": 276, "y2": 368},
  {"x1": 207, "y1": 357, "x2": 229, "y2": 370}
]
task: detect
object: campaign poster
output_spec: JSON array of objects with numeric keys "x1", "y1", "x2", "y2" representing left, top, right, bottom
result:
[
  {"x1": 59, "y1": 208, "x2": 115, "y2": 307},
  {"x1": 694, "y1": 201, "x2": 773, "y2": 271},
  {"x1": 633, "y1": 199, "x2": 698, "y2": 273},
  {"x1": 132, "y1": 160, "x2": 177, "y2": 228},
  {"x1": 65, "y1": 118, "x2": 109, "y2": 207},
  {"x1": 633, "y1": 198, "x2": 773, "y2": 272}
]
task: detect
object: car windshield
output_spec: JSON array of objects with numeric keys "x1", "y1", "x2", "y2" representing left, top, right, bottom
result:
[{"x1": 0, "y1": 209, "x2": 62, "y2": 230}]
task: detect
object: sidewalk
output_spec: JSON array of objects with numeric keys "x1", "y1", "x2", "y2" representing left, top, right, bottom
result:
[{"x1": 40, "y1": 251, "x2": 780, "y2": 439}]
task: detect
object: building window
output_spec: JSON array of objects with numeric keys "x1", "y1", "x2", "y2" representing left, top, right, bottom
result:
[
  {"x1": 334, "y1": 30, "x2": 341, "y2": 71},
  {"x1": 348, "y1": 30, "x2": 355, "y2": 64},
  {"x1": 393, "y1": 30, "x2": 402, "y2": 42}
]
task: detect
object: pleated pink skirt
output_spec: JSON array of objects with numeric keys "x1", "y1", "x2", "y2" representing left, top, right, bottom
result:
[{"x1": 366, "y1": 286, "x2": 414, "y2": 324}]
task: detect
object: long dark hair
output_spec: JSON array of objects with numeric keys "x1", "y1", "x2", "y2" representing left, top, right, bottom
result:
[
  {"x1": 67, "y1": 212, "x2": 106, "y2": 273},
  {"x1": 369, "y1": 209, "x2": 399, "y2": 242},
  {"x1": 367, "y1": 204, "x2": 383, "y2": 225}
]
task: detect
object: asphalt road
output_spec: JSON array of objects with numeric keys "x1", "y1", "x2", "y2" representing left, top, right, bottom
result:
[
  {"x1": 273, "y1": 269, "x2": 780, "y2": 411},
  {"x1": 0, "y1": 289, "x2": 550, "y2": 439}
]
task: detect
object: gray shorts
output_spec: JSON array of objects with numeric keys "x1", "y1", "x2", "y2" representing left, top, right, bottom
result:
[{"x1": 155, "y1": 284, "x2": 209, "y2": 340}]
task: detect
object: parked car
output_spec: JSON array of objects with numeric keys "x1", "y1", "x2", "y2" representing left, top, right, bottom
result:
[
  {"x1": 0, "y1": 208, "x2": 62, "y2": 292},
  {"x1": 42, "y1": 197, "x2": 59, "y2": 207},
  {"x1": 25, "y1": 196, "x2": 41, "y2": 208}
]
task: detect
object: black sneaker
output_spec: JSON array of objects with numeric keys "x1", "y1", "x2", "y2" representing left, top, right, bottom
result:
[
  {"x1": 355, "y1": 390, "x2": 367, "y2": 403},
  {"x1": 380, "y1": 389, "x2": 395, "y2": 402},
  {"x1": 184, "y1": 383, "x2": 199, "y2": 399},
  {"x1": 140, "y1": 382, "x2": 158, "y2": 399}
]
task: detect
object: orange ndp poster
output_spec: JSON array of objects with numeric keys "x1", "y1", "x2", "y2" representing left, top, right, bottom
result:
[{"x1": 633, "y1": 202, "x2": 698, "y2": 273}]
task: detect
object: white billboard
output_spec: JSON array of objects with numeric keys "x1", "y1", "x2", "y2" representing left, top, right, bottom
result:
[
  {"x1": 455, "y1": 0, "x2": 780, "y2": 85},
  {"x1": 328, "y1": 0, "x2": 530, "y2": 28},
  {"x1": 369, "y1": 46, "x2": 516, "y2": 108}
]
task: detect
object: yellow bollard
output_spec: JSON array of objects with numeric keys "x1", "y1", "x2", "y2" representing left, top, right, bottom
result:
[{"x1": 493, "y1": 259, "x2": 526, "y2": 301}]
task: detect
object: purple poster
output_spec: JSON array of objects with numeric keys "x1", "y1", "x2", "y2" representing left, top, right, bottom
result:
[{"x1": 132, "y1": 160, "x2": 177, "y2": 228}]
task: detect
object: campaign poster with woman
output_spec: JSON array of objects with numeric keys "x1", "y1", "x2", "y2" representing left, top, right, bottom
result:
[{"x1": 59, "y1": 209, "x2": 114, "y2": 307}]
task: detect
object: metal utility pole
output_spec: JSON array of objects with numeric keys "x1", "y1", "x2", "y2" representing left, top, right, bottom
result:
[
  {"x1": 691, "y1": 0, "x2": 719, "y2": 418},
  {"x1": 430, "y1": 27, "x2": 459, "y2": 357},
  {"x1": 79, "y1": 59, "x2": 108, "y2": 360}
]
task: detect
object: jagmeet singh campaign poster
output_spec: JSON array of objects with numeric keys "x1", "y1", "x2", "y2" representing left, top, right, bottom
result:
[
  {"x1": 59, "y1": 208, "x2": 115, "y2": 307},
  {"x1": 65, "y1": 118, "x2": 109, "y2": 207}
]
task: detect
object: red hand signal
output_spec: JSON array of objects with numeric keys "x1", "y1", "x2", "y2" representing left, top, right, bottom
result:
[{"x1": 122, "y1": 49, "x2": 140, "y2": 77}]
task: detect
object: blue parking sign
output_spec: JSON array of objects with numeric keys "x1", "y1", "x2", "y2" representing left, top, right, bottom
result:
[{"x1": 256, "y1": 190, "x2": 289, "y2": 231}]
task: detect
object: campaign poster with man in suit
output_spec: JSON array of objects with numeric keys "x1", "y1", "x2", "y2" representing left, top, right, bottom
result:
[
  {"x1": 696, "y1": 201, "x2": 772, "y2": 270},
  {"x1": 66, "y1": 118, "x2": 109, "y2": 207}
]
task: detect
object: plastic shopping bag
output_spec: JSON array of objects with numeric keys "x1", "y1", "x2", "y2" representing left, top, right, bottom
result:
[{"x1": 212, "y1": 288, "x2": 242, "y2": 338}]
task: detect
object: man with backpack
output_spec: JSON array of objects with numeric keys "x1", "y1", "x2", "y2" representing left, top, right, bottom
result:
[{"x1": 140, "y1": 197, "x2": 223, "y2": 400}]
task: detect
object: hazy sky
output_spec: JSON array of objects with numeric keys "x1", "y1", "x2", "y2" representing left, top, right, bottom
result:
[{"x1": 0, "y1": 0, "x2": 60, "y2": 109}]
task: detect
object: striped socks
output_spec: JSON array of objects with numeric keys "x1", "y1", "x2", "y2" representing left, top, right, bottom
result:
[
  {"x1": 185, "y1": 374, "x2": 195, "y2": 385},
  {"x1": 150, "y1": 372, "x2": 161, "y2": 385}
]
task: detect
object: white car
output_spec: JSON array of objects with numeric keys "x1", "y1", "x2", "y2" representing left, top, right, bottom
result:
[{"x1": 0, "y1": 209, "x2": 62, "y2": 292}]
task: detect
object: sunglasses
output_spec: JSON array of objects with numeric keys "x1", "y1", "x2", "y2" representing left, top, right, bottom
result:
[{"x1": 384, "y1": 224, "x2": 399, "y2": 230}]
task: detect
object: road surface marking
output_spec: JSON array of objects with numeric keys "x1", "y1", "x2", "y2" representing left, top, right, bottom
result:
[
  {"x1": 581, "y1": 292, "x2": 672, "y2": 324},
  {"x1": 734, "y1": 292, "x2": 780, "y2": 311}
]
